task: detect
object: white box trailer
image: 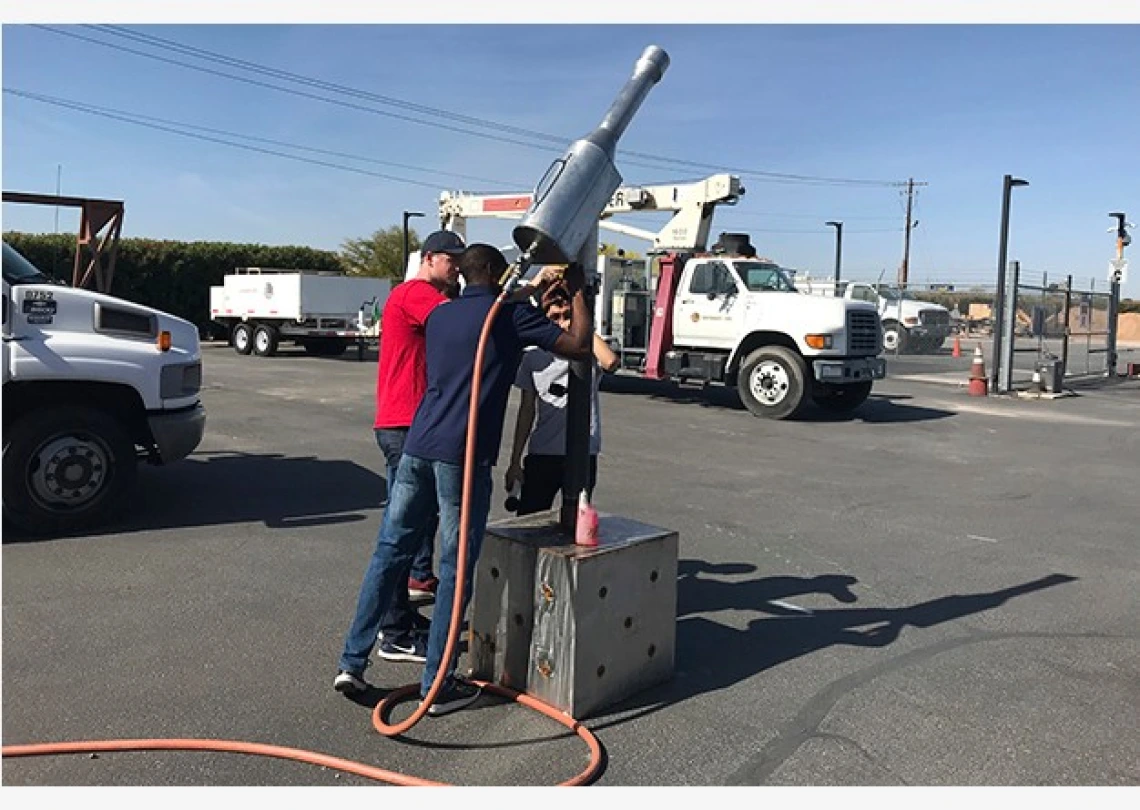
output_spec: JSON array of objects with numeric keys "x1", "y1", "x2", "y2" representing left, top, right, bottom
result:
[{"x1": 209, "y1": 267, "x2": 390, "y2": 357}]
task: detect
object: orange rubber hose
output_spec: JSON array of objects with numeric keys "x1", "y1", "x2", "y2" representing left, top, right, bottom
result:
[{"x1": 2, "y1": 280, "x2": 605, "y2": 787}]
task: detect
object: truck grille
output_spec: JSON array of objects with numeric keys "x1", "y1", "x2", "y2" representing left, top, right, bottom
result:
[
  {"x1": 920, "y1": 309, "x2": 949, "y2": 326},
  {"x1": 847, "y1": 310, "x2": 880, "y2": 354}
]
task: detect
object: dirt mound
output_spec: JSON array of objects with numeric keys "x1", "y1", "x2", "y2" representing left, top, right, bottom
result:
[{"x1": 1118, "y1": 313, "x2": 1140, "y2": 342}]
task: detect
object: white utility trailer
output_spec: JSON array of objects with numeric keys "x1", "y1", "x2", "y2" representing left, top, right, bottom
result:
[{"x1": 209, "y1": 267, "x2": 390, "y2": 358}]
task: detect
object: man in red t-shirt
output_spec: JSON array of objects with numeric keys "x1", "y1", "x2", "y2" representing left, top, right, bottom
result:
[{"x1": 371, "y1": 230, "x2": 465, "y2": 663}]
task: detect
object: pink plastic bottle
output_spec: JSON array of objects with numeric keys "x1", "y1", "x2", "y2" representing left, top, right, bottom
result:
[{"x1": 575, "y1": 491, "x2": 599, "y2": 547}]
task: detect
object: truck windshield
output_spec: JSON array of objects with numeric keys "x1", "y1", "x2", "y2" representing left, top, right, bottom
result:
[
  {"x1": 735, "y1": 261, "x2": 798, "y2": 292},
  {"x1": 877, "y1": 286, "x2": 916, "y2": 301},
  {"x1": 3, "y1": 243, "x2": 53, "y2": 285}
]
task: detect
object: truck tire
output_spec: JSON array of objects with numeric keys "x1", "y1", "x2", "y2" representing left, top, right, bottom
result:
[
  {"x1": 253, "y1": 324, "x2": 279, "y2": 357},
  {"x1": 882, "y1": 321, "x2": 908, "y2": 354},
  {"x1": 232, "y1": 323, "x2": 254, "y2": 355},
  {"x1": 812, "y1": 380, "x2": 873, "y2": 414},
  {"x1": 737, "y1": 346, "x2": 809, "y2": 420},
  {"x1": 2, "y1": 406, "x2": 138, "y2": 536}
]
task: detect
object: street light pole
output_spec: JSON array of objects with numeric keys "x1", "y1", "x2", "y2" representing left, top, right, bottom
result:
[
  {"x1": 402, "y1": 211, "x2": 424, "y2": 278},
  {"x1": 992, "y1": 174, "x2": 1028, "y2": 392},
  {"x1": 825, "y1": 221, "x2": 843, "y2": 288}
]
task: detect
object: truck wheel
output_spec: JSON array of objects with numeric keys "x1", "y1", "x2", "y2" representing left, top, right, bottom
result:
[
  {"x1": 253, "y1": 324, "x2": 279, "y2": 357},
  {"x1": 232, "y1": 323, "x2": 254, "y2": 355},
  {"x1": 737, "y1": 346, "x2": 809, "y2": 420},
  {"x1": 882, "y1": 321, "x2": 908, "y2": 354},
  {"x1": 2, "y1": 406, "x2": 138, "y2": 535},
  {"x1": 812, "y1": 380, "x2": 873, "y2": 414}
]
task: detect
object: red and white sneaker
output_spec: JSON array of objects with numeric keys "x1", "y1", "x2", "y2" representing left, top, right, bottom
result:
[{"x1": 408, "y1": 575, "x2": 439, "y2": 601}]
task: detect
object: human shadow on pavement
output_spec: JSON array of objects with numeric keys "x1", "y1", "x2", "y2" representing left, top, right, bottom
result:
[
  {"x1": 597, "y1": 570, "x2": 1077, "y2": 724},
  {"x1": 598, "y1": 375, "x2": 954, "y2": 423},
  {"x1": 2, "y1": 450, "x2": 386, "y2": 543},
  {"x1": 677, "y1": 559, "x2": 859, "y2": 617}
]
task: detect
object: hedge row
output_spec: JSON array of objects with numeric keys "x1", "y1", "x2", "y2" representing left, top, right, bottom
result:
[{"x1": 3, "y1": 232, "x2": 343, "y2": 331}]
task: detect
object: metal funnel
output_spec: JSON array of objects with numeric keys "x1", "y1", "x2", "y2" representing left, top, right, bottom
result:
[{"x1": 513, "y1": 45, "x2": 670, "y2": 265}]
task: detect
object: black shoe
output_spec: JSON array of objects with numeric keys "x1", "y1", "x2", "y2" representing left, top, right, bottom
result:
[
  {"x1": 377, "y1": 635, "x2": 427, "y2": 663},
  {"x1": 423, "y1": 677, "x2": 482, "y2": 717}
]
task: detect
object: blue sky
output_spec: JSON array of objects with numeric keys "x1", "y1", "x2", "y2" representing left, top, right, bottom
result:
[{"x1": 3, "y1": 15, "x2": 1140, "y2": 297}]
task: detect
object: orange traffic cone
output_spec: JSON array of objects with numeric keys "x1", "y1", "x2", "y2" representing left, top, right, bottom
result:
[
  {"x1": 967, "y1": 346, "x2": 988, "y2": 396},
  {"x1": 952, "y1": 334, "x2": 961, "y2": 358}
]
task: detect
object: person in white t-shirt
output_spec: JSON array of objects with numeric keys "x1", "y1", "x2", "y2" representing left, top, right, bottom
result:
[{"x1": 504, "y1": 283, "x2": 620, "y2": 515}]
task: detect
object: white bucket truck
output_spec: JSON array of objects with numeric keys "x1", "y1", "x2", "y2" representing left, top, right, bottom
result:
[
  {"x1": 438, "y1": 174, "x2": 885, "y2": 419},
  {"x1": 2, "y1": 240, "x2": 206, "y2": 534}
]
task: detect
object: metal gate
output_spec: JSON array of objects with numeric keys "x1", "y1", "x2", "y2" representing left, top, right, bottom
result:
[{"x1": 995, "y1": 263, "x2": 1119, "y2": 392}]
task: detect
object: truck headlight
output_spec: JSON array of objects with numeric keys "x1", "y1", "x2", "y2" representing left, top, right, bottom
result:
[
  {"x1": 804, "y1": 333, "x2": 833, "y2": 350},
  {"x1": 903, "y1": 317, "x2": 919, "y2": 326}
]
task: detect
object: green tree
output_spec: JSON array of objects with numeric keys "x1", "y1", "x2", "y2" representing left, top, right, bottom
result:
[{"x1": 339, "y1": 225, "x2": 421, "y2": 282}]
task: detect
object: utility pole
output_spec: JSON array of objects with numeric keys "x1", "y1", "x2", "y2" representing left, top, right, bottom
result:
[{"x1": 898, "y1": 177, "x2": 925, "y2": 288}]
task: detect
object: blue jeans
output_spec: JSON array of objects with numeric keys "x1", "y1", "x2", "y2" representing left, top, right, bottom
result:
[
  {"x1": 375, "y1": 428, "x2": 436, "y2": 582},
  {"x1": 339, "y1": 453, "x2": 493, "y2": 696}
]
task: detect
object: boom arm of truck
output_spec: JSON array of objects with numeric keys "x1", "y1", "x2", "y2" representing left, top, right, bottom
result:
[{"x1": 438, "y1": 173, "x2": 744, "y2": 253}]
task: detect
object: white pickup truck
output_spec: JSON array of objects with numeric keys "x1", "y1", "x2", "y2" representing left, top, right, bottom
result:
[
  {"x1": 802, "y1": 279, "x2": 952, "y2": 354},
  {"x1": 2, "y1": 240, "x2": 206, "y2": 534}
]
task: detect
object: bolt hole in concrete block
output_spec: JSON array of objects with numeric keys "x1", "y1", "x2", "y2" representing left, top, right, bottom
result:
[
  {"x1": 596, "y1": 665, "x2": 606, "y2": 678},
  {"x1": 624, "y1": 616, "x2": 633, "y2": 628},
  {"x1": 490, "y1": 567, "x2": 500, "y2": 579},
  {"x1": 648, "y1": 644, "x2": 656, "y2": 658},
  {"x1": 514, "y1": 613, "x2": 524, "y2": 626},
  {"x1": 598, "y1": 586, "x2": 608, "y2": 599},
  {"x1": 650, "y1": 569, "x2": 659, "y2": 582}
]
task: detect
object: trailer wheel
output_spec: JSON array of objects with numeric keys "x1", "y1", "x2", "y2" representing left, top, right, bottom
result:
[
  {"x1": 253, "y1": 324, "x2": 279, "y2": 357},
  {"x1": 2, "y1": 406, "x2": 137, "y2": 536},
  {"x1": 232, "y1": 323, "x2": 254, "y2": 355},
  {"x1": 737, "y1": 346, "x2": 809, "y2": 420},
  {"x1": 812, "y1": 380, "x2": 873, "y2": 414}
]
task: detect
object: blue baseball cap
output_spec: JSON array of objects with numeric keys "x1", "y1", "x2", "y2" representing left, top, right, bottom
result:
[{"x1": 421, "y1": 230, "x2": 467, "y2": 255}]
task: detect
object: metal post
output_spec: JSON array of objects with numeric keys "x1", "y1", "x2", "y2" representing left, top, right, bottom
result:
[
  {"x1": 997, "y1": 260, "x2": 1020, "y2": 394},
  {"x1": 991, "y1": 174, "x2": 1027, "y2": 391},
  {"x1": 826, "y1": 221, "x2": 843, "y2": 287},
  {"x1": 561, "y1": 224, "x2": 598, "y2": 533},
  {"x1": 402, "y1": 210, "x2": 424, "y2": 277},
  {"x1": 1106, "y1": 212, "x2": 1129, "y2": 377},
  {"x1": 1061, "y1": 275, "x2": 1072, "y2": 377}
]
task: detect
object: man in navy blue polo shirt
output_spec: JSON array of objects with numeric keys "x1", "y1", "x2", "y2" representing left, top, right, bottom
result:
[{"x1": 335, "y1": 244, "x2": 593, "y2": 716}]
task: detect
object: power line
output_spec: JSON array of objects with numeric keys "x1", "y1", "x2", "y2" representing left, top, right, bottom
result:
[
  {"x1": 4, "y1": 88, "x2": 457, "y2": 191},
  {"x1": 32, "y1": 24, "x2": 910, "y2": 189},
  {"x1": 5, "y1": 88, "x2": 524, "y2": 189},
  {"x1": 6, "y1": 88, "x2": 916, "y2": 240}
]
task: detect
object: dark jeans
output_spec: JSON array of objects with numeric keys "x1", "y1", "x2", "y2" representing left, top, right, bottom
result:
[
  {"x1": 375, "y1": 428, "x2": 437, "y2": 581},
  {"x1": 338, "y1": 454, "x2": 493, "y2": 695},
  {"x1": 373, "y1": 428, "x2": 437, "y2": 641},
  {"x1": 517, "y1": 454, "x2": 597, "y2": 516}
]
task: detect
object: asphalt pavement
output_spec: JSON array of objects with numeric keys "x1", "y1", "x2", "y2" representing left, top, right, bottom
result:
[{"x1": 3, "y1": 342, "x2": 1138, "y2": 789}]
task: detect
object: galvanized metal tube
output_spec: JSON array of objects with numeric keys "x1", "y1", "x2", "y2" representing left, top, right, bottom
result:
[{"x1": 586, "y1": 45, "x2": 670, "y2": 157}]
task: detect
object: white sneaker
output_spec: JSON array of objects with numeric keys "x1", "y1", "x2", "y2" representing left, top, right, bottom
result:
[{"x1": 333, "y1": 670, "x2": 367, "y2": 695}]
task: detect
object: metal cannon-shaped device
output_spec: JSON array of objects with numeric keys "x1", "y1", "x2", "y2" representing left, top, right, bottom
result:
[{"x1": 513, "y1": 45, "x2": 670, "y2": 266}]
